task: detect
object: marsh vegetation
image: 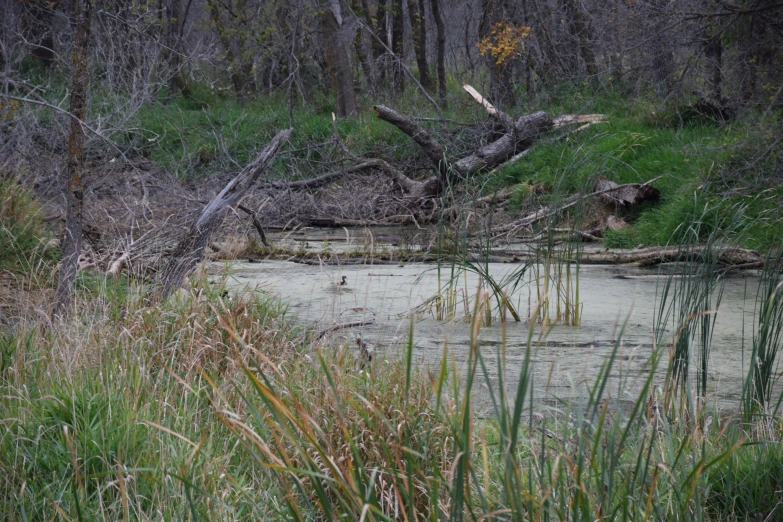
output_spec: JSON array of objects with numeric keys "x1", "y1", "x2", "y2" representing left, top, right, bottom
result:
[{"x1": 2, "y1": 0, "x2": 783, "y2": 519}]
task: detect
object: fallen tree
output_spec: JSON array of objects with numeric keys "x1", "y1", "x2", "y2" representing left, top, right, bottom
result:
[
  {"x1": 577, "y1": 245, "x2": 762, "y2": 267},
  {"x1": 495, "y1": 245, "x2": 762, "y2": 268},
  {"x1": 149, "y1": 129, "x2": 291, "y2": 302},
  {"x1": 372, "y1": 102, "x2": 553, "y2": 197},
  {"x1": 262, "y1": 85, "x2": 601, "y2": 202}
]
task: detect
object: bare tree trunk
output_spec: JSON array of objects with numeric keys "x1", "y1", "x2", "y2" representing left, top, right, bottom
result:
[
  {"x1": 430, "y1": 0, "x2": 447, "y2": 107},
  {"x1": 151, "y1": 129, "x2": 291, "y2": 302},
  {"x1": 53, "y1": 0, "x2": 92, "y2": 319},
  {"x1": 391, "y1": 0, "x2": 405, "y2": 91},
  {"x1": 322, "y1": 0, "x2": 358, "y2": 117},
  {"x1": 705, "y1": 35, "x2": 722, "y2": 101},
  {"x1": 567, "y1": 0, "x2": 596, "y2": 77},
  {"x1": 479, "y1": 0, "x2": 514, "y2": 107},
  {"x1": 407, "y1": 0, "x2": 433, "y2": 91},
  {"x1": 351, "y1": 0, "x2": 377, "y2": 90},
  {"x1": 165, "y1": 0, "x2": 191, "y2": 97},
  {"x1": 207, "y1": 0, "x2": 256, "y2": 97},
  {"x1": 360, "y1": 0, "x2": 388, "y2": 84},
  {"x1": 648, "y1": 0, "x2": 674, "y2": 96}
]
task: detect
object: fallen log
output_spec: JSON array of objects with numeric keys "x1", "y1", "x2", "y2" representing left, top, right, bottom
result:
[
  {"x1": 306, "y1": 215, "x2": 414, "y2": 227},
  {"x1": 373, "y1": 102, "x2": 552, "y2": 197},
  {"x1": 489, "y1": 245, "x2": 762, "y2": 268},
  {"x1": 150, "y1": 129, "x2": 292, "y2": 302},
  {"x1": 576, "y1": 245, "x2": 761, "y2": 267}
]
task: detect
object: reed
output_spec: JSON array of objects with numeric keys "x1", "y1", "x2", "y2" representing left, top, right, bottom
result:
[
  {"x1": 654, "y1": 202, "x2": 749, "y2": 418},
  {"x1": 742, "y1": 245, "x2": 783, "y2": 418}
]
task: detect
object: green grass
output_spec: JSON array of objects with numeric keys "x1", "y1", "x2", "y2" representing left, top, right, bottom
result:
[
  {"x1": 132, "y1": 82, "x2": 490, "y2": 181},
  {"x1": 486, "y1": 88, "x2": 783, "y2": 250}
]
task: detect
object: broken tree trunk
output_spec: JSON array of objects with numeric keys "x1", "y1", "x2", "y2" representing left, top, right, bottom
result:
[
  {"x1": 595, "y1": 177, "x2": 660, "y2": 207},
  {"x1": 150, "y1": 129, "x2": 291, "y2": 302},
  {"x1": 373, "y1": 99, "x2": 552, "y2": 197}
]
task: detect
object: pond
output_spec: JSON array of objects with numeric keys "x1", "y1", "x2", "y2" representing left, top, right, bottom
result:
[{"x1": 216, "y1": 229, "x2": 778, "y2": 414}]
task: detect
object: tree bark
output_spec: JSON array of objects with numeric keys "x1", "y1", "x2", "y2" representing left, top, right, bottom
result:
[
  {"x1": 567, "y1": 0, "x2": 596, "y2": 77},
  {"x1": 150, "y1": 129, "x2": 291, "y2": 302},
  {"x1": 322, "y1": 1, "x2": 358, "y2": 117},
  {"x1": 53, "y1": 0, "x2": 92, "y2": 320},
  {"x1": 430, "y1": 0, "x2": 448, "y2": 107},
  {"x1": 407, "y1": 0, "x2": 433, "y2": 91},
  {"x1": 391, "y1": 0, "x2": 405, "y2": 91},
  {"x1": 705, "y1": 35, "x2": 722, "y2": 101},
  {"x1": 165, "y1": 0, "x2": 191, "y2": 97}
]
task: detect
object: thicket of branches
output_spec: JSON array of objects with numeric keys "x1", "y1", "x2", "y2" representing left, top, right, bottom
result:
[{"x1": 2, "y1": 1, "x2": 781, "y2": 114}]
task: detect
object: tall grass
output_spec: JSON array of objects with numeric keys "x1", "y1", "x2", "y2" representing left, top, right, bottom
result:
[
  {"x1": 654, "y1": 202, "x2": 749, "y2": 417},
  {"x1": 742, "y1": 245, "x2": 783, "y2": 418},
  {"x1": 0, "y1": 278, "x2": 294, "y2": 520},
  {"x1": 0, "y1": 176, "x2": 53, "y2": 272},
  {"x1": 212, "y1": 288, "x2": 777, "y2": 520}
]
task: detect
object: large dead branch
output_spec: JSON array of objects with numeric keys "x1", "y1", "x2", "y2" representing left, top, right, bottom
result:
[
  {"x1": 576, "y1": 246, "x2": 762, "y2": 267},
  {"x1": 150, "y1": 129, "x2": 291, "y2": 302},
  {"x1": 373, "y1": 95, "x2": 552, "y2": 196},
  {"x1": 373, "y1": 104, "x2": 449, "y2": 178},
  {"x1": 462, "y1": 84, "x2": 514, "y2": 128},
  {"x1": 493, "y1": 177, "x2": 663, "y2": 239}
]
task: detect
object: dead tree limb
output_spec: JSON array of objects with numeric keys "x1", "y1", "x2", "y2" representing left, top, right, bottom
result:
[
  {"x1": 265, "y1": 158, "x2": 423, "y2": 195},
  {"x1": 493, "y1": 177, "x2": 663, "y2": 239},
  {"x1": 150, "y1": 129, "x2": 291, "y2": 302},
  {"x1": 462, "y1": 84, "x2": 514, "y2": 128},
  {"x1": 238, "y1": 205, "x2": 270, "y2": 247},
  {"x1": 576, "y1": 246, "x2": 762, "y2": 267},
  {"x1": 373, "y1": 104, "x2": 448, "y2": 177},
  {"x1": 374, "y1": 95, "x2": 552, "y2": 196},
  {"x1": 452, "y1": 111, "x2": 552, "y2": 174}
]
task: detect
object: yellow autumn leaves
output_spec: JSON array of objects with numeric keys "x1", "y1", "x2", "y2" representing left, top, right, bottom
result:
[{"x1": 477, "y1": 22, "x2": 531, "y2": 67}]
